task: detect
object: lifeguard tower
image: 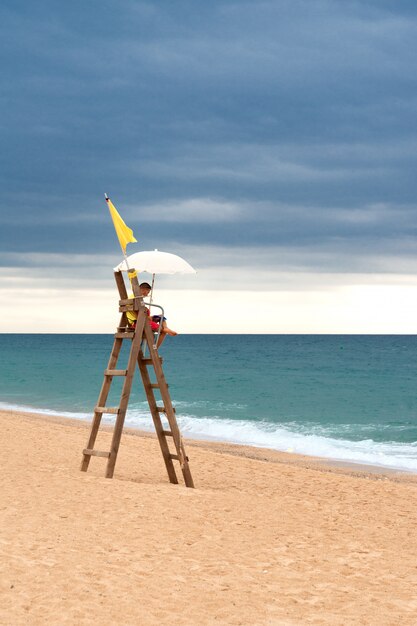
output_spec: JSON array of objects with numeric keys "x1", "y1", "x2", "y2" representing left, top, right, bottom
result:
[
  {"x1": 81, "y1": 270, "x2": 194, "y2": 487},
  {"x1": 80, "y1": 265, "x2": 194, "y2": 488}
]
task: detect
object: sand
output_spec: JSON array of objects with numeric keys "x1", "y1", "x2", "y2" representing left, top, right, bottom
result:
[{"x1": 1, "y1": 409, "x2": 417, "y2": 625}]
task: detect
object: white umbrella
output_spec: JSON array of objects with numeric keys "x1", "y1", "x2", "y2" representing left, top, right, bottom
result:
[
  {"x1": 114, "y1": 250, "x2": 196, "y2": 331},
  {"x1": 114, "y1": 249, "x2": 196, "y2": 275}
]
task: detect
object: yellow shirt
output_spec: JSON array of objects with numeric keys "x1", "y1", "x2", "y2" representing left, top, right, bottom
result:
[{"x1": 126, "y1": 292, "x2": 137, "y2": 325}]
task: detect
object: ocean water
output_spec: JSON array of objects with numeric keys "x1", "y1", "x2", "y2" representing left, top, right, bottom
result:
[{"x1": 1, "y1": 334, "x2": 417, "y2": 472}]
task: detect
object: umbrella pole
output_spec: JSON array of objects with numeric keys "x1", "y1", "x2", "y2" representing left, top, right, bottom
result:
[
  {"x1": 149, "y1": 273, "x2": 163, "y2": 347},
  {"x1": 149, "y1": 273, "x2": 155, "y2": 308}
]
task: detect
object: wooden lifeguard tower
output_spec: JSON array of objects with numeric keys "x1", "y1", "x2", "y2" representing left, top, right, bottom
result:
[{"x1": 80, "y1": 268, "x2": 194, "y2": 488}]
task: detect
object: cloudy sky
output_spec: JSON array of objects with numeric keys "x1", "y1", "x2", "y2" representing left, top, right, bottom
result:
[{"x1": 2, "y1": 0, "x2": 417, "y2": 332}]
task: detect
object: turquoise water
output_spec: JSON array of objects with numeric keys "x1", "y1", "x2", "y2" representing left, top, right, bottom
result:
[{"x1": 1, "y1": 334, "x2": 417, "y2": 471}]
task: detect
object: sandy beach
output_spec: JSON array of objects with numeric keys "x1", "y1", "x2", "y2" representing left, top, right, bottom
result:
[{"x1": 1, "y1": 409, "x2": 417, "y2": 625}]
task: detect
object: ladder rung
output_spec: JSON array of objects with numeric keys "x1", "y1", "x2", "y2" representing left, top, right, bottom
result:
[
  {"x1": 156, "y1": 406, "x2": 176, "y2": 414},
  {"x1": 142, "y1": 358, "x2": 163, "y2": 365},
  {"x1": 114, "y1": 331, "x2": 134, "y2": 339},
  {"x1": 95, "y1": 406, "x2": 119, "y2": 414},
  {"x1": 162, "y1": 430, "x2": 173, "y2": 437},
  {"x1": 104, "y1": 369, "x2": 128, "y2": 376},
  {"x1": 83, "y1": 449, "x2": 111, "y2": 458},
  {"x1": 170, "y1": 453, "x2": 189, "y2": 462},
  {"x1": 150, "y1": 383, "x2": 160, "y2": 389}
]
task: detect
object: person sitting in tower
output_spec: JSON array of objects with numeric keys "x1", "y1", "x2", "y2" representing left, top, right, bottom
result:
[{"x1": 126, "y1": 282, "x2": 178, "y2": 347}]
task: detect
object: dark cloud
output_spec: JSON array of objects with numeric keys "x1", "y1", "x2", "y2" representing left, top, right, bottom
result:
[{"x1": 2, "y1": 0, "x2": 417, "y2": 281}]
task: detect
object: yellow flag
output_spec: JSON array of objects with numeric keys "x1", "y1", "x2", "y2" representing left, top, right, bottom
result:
[{"x1": 105, "y1": 195, "x2": 137, "y2": 253}]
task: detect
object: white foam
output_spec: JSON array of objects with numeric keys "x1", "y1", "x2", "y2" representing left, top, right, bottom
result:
[
  {"x1": 0, "y1": 401, "x2": 91, "y2": 421},
  {"x1": 104, "y1": 406, "x2": 417, "y2": 472},
  {"x1": 1, "y1": 401, "x2": 416, "y2": 472},
  {"x1": 170, "y1": 414, "x2": 417, "y2": 472}
]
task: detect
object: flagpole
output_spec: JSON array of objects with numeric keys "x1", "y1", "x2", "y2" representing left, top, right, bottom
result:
[{"x1": 104, "y1": 193, "x2": 139, "y2": 296}]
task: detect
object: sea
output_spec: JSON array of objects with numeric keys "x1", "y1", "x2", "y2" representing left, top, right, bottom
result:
[{"x1": 1, "y1": 334, "x2": 417, "y2": 472}]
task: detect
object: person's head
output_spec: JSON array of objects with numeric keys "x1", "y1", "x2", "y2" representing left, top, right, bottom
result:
[{"x1": 139, "y1": 282, "x2": 151, "y2": 296}]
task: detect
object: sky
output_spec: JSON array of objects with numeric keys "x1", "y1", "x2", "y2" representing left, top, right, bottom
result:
[{"x1": 2, "y1": 0, "x2": 417, "y2": 333}]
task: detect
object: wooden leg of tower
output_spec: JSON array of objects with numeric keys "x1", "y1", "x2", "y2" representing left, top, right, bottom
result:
[
  {"x1": 81, "y1": 410, "x2": 104, "y2": 472},
  {"x1": 105, "y1": 410, "x2": 126, "y2": 479},
  {"x1": 81, "y1": 314, "x2": 127, "y2": 472},
  {"x1": 105, "y1": 311, "x2": 147, "y2": 479},
  {"x1": 137, "y1": 353, "x2": 179, "y2": 485},
  {"x1": 142, "y1": 322, "x2": 195, "y2": 488},
  {"x1": 176, "y1": 437, "x2": 195, "y2": 488}
]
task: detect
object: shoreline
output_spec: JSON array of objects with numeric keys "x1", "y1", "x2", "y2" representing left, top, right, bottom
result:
[{"x1": 2, "y1": 408, "x2": 416, "y2": 483}]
